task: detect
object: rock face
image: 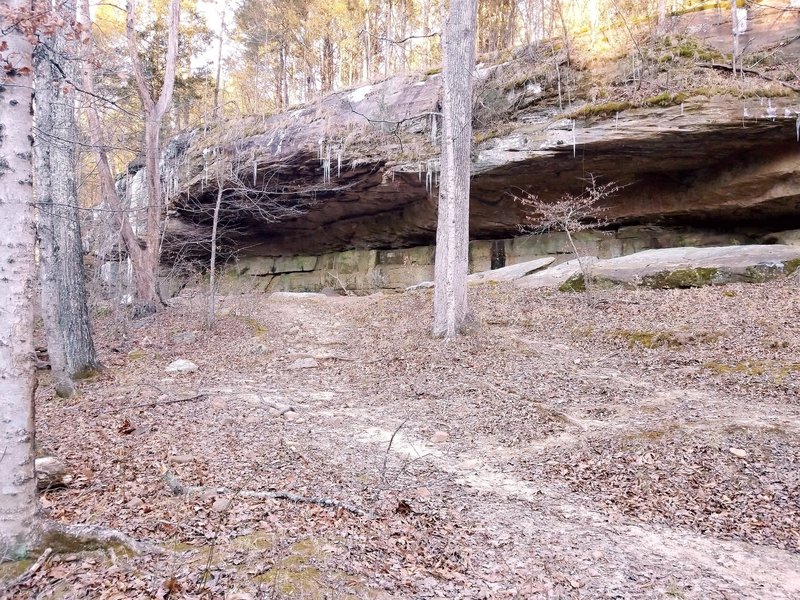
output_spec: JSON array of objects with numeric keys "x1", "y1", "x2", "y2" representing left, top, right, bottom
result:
[
  {"x1": 120, "y1": 7, "x2": 800, "y2": 292},
  {"x1": 160, "y1": 90, "x2": 800, "y2": 262},
  {"x1": 219, "y1": 225, "x2": 768, "y2": 293}
]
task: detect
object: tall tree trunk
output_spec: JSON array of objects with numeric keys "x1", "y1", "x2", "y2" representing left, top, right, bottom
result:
[
  {"x1": 33, "y1": 0, "x2": 98, "y2": 396},
  {"x1": 213, "y1": 2, "x2": 226, "y2": 114},
  {"x1": 433, "y1": 0, "x2": 477, "y2": 339},
  {"x1": 0, "y1": 0, "x2": 39, "y2": 557},
  {"x1": 78, "y1": 0, "x2": 158, "y2": 317}
]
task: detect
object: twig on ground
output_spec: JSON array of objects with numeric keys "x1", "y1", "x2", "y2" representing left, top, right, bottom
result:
[
  {"x1": 159, "y1": 469, "x2": 365, "y2": 515},
  {"x1": 100, "y1": 393, "x2": 208, "y2": 414},
  {"x1": 382, "y1": 417, "x2": 410, "y2": 483}
]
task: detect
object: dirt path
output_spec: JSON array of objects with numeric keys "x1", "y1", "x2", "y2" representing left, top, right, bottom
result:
[{"x1": 11, "y1": 282, "x2": 800, "y2": 598}]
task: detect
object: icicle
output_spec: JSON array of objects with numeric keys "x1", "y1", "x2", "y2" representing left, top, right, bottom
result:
[
  {"x1": 319, "y1": 138, "x2": 324, "y2": 164},
  {"x1": 571, "y1": 120, "x2": 576, "y2": 158},
  {"x1": 418, "y1": 161, "x2": 422, "y2": 181},
  {"x1": 614, "y1": 112, "x2": 619, "y2": 128},
  {"x1": 430, "y1": 113, "x2": 437, "y2": 144},
  {"x1": 796, "y1": 114, "x2": 799, "y2": 142},
  {"x1": 766, "y1": 99, "x2": 776, "y2": 121},
  {"x1": 322, "y1": 144, "x2": 331, "y2": 184},
  {"x1": 337, "y1": 142, "x2": 342, "y2": 178},
  {"x1": 253, "y1": 158, "x2": 258, "y2": 182},
  {"x1": 425, "y1": 160, "x2": 432, "y2": 194}
]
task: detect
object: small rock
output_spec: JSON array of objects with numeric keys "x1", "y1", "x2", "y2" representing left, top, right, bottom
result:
[
  {"x1": 430, "y1": 431, "x2": 449, "y2": 444},
  {"x1": 591, "y1": 550, "x2": 604, "y2": 561},
  {"x1": 35, "y1": 457, "x2": 68, "y2": 490},
  {"x1": 212, "y1": 498, "x2": 231, "y2": 512},
  {"x1": 729, "y1": 447, "x2": 748, "y2": 458},
  {"x1": 288, "y1": 357, "x2": 318, "y2": 370},
  {"x1": 165, "y1": 359, "x2": 198, "y2": 373},
  {"x1": 171, "y1": 331, "x2": 196, "y2": 345},
  {"x1": 169, "y1": 454, "x2": 194, "y2": 464},
  {"x1": 284, "y1": 410, "x2": 299, "y2": 421},
  {"x1": 127, "y1": 497, "x2": 144, "y2": 509}
]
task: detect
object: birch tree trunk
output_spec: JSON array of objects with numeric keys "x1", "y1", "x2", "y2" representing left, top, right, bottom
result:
[
  {"x1": 433, "y1": 0, "x2": 478, "y2": 339},
  {"x1": 0, "y1": 2, "x2": 39, "y2": 557},
  {"x1": 33, "y1": 0, "x2": 98, "y2": 396}
]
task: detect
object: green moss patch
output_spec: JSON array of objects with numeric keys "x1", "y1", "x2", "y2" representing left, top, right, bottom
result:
[
  {"x1": 559, "y1": 273, "x2": 586, "y2": 292},
  {"x1": 641, "y1": 267, "x2": 719, "y2": 289}
]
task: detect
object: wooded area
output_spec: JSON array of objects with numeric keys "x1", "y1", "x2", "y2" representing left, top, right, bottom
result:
[{"x1": 1, "y1": 0, "x2": 799, "y2": 596}]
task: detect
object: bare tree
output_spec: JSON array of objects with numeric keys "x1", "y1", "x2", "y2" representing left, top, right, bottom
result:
[
  {"x1": 79, "y1": 0, "x2": 180, "y2": 317},
  {"x1": 516, "y1": 176, "x2": 619, "y2": 292},
  {"x1": 33, "y1": 0, "x2": 98, "y2": 398},
  {"x1": 433, "y1": 0, "x2": 478, "y2": 339},
  {"x1": 0, "y1": 0, "x2": 39, "y2": 557}
]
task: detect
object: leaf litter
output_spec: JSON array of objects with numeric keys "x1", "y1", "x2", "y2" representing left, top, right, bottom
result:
[{"x1": 4, "y1": 277, "x2": 800, "y2": 598}]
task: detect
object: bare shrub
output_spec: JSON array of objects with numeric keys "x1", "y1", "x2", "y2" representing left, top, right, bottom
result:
[{"x1": 515, "y1": 175, "x2": 620, "y2": 292}]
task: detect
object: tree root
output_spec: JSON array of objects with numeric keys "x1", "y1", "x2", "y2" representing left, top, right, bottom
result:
[{"x1": 37, "y1": 521, "x2": 163, "y2": 555}]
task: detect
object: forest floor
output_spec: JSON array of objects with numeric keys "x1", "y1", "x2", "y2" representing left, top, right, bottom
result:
[{"x1": 4, "y1": 278, "x2": 800, "y2": 599}]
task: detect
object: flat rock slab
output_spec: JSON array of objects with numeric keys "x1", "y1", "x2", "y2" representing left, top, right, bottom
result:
[
  {"x1": 589, "y1": 245, "x2": 800, "y2": 289},
  {"x1": 515, "y1": 257, "x2": 599, "y2": 289},
  {"x1": 270, "y1": 291, "x2": 330, "y2": 300},
  {"x1": 517, "y1": 245, "x2": 800, "y2": 290},
  {"x1": 468, "y1": 257, "x2": 555, "y2": 284}
]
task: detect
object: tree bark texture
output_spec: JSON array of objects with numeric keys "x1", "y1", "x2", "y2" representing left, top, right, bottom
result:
[
  {"x1": 126, "y1": 0, "x2": 180, "y2": 315},
  {"x1": 78, "y1": 0, "x2": 155, "y2": 316},
  {"x1": 33, "y1": 0, "x2": 98, "y2": 391},
  {"x1": 433, "y1": 0, "x2": 477, "y2": 339},
  {"x1": 0, "y1": 1, "x2": 39, "y2": 557}
]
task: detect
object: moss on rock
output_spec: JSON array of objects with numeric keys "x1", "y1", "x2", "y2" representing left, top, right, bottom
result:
[{"x1": 641, "y1": 267, "x2": 719, "y2": 289}]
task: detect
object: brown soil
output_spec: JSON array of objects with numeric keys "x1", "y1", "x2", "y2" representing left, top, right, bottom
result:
[{"x1": 5, "y1": 279, "x2": 800, "y2": 599}]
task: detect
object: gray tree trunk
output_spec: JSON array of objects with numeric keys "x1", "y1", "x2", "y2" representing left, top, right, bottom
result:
[
  {"x1": 433, "y1": 0, "x2": 478, "y2": 339},
  {"x1": 33, "y1": 0, "x2": 98, "y2": 396},
  {"x1": 0, "y1": 0, "x2": 39, "y2": 557}
]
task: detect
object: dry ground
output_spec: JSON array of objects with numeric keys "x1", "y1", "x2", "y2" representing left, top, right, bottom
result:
[{"x1": 4, "y1": 279, "x2": 800, "y2": 599}]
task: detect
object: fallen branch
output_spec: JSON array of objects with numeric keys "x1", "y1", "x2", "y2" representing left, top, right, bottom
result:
[
  {"x1": 160, "y1": 470, "x2": 364, "y2": 515},
  {"x1": 240, "y1": 490, "x2": 365, "y2": 516},
  {"x1": 100, "y1": 393, "x2": 208, "y2": 414},
  {"x1": 696, "y1": 62, "x2": 800, "y2": 92}
]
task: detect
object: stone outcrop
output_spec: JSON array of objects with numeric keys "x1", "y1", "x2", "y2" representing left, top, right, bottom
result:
[
  {"x1": 120, "y1": 5, "x2": 800, "y2": 294},
  {"x1": 218, "y1": 225, "x2": 786, "y2": 293},
  {"x1": 517, "y1": 244, "x2": 800, "y2": 291}
]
